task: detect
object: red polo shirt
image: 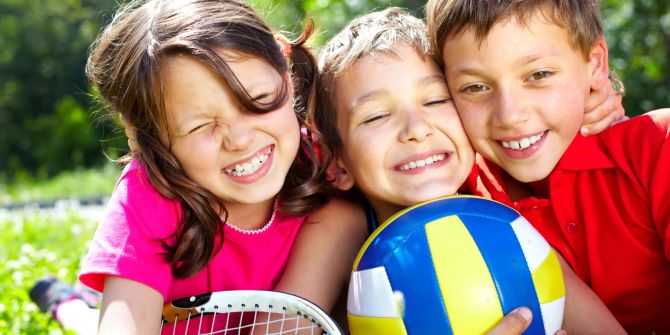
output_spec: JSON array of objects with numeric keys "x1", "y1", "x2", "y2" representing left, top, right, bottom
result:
[{"x1": 466, "y1": 109, "x2": 670, "y2": 334}]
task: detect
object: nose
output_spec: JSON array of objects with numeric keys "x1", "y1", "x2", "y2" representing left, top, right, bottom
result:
[
  {"x1": 492, "y1": 86, "x2": 530, "y2": 128},
  {"x1": 221, "y1": 116, "x2": 255, "y2": 151},
  {"x1": 399, "y1": 109, "x2": 434, "y2": 143}
]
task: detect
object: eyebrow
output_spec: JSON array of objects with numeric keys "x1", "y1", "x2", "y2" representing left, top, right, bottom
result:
[
  {"x1": 351, "y1": 90, "x2": 385, "y2": 110},
  {"x1": 450, "y1": 51, "x2": 560, "y2": 76},
  {"x1": 350, "y1": 74, "x2": 446, "y2": 109},
  {"x1": 418, "y1": 74, "x2": 448, "y2": 87}
]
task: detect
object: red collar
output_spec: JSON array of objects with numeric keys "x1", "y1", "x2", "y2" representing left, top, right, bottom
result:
[{"x1": 556, "y1": 134, "x2": 615, "y2": 171}]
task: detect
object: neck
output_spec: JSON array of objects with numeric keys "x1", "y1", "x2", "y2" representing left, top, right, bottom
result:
[
  {"x1": 501, "y1": 172, "x2": 550, "y2": 201},
  {"x1": 370, "y1": 200, "x2": 406, "y2": 225},
  {"x1": 222, "y1": 197, "x2": 277, "y2": 231}
]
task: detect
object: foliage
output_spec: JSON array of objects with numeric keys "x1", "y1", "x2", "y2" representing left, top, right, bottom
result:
[
  {"x1": 0, "y1": 209, "x2": 100, "y2": 334},
  {"x1": 601, "y1": 0, "x2": 670, "y2": 115},
  {"x1": 0, "y1": 0, "x2": 125, "y2": 181},
  {"x1": 252, "y1": 0, "x2": 425, "y2": 44}
]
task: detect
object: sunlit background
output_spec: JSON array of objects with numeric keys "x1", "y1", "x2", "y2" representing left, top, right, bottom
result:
[{"x1": 0, "y1": 1, "x2": 668, "y2": 333}]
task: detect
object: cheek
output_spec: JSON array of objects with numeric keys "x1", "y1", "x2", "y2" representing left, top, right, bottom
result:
[{"x1": 456, "y1": 111, "x2": 484, "y2": 140}]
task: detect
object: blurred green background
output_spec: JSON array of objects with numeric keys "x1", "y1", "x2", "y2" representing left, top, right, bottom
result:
[{"x1": 0, "y1": 0, "x2": 668, "y2": 333}]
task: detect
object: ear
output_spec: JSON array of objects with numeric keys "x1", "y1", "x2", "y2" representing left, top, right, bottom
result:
[
  {"x1": 587, "y1": 36, "x2": 610, "y2": 92},
  {"x1": 326, "y1": 156, "x2": 355, "y2": 191}
]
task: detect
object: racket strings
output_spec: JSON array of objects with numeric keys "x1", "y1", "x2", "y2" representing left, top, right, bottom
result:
[{"x1": 160, "y1": 303, "x2": 329, "y2": 335}]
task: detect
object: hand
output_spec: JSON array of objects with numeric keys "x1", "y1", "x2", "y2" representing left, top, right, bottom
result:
[
  {"x1": 119, "y1": 113, "x2": 139, "y2": 152},
  {"x1": 486, "y1": 307, "x2": 567, "y2": 335},
  {"x1": 581, "y1": 71, "x2": 627, "y2": 136}
]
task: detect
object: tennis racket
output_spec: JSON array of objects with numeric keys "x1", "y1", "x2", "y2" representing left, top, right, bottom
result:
[{"x1": 160, "y1": 290, "x2": 343, "y2": 335}]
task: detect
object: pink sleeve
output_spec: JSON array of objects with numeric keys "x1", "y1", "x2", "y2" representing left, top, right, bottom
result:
[{"x1": 79, "y1": 160, "x2": 181, "y2": 300}]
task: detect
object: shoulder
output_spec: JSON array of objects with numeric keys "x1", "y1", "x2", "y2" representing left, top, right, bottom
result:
[
  {"x1": 308, "y1": 197, "x2": 365, "y2": 221},
  {"x1": 105, "y1": 159, "x2": 181, "y2": 238},
  {"x1": 595, "y1": 109, "x2": 670, "y2": 163},
  {"x1": 599, "y1": 108, "x2": 670, "y2": 145},
  {"x1": 306, "y1": 197, "x2": 368, "y2": 235}
]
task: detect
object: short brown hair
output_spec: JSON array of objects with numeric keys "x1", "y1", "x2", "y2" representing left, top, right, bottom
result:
[
  {"x1": 314, "y1": 7, "x2": 430, "y2": 153},
  {"x1": 426, "y1": 0, "x2": 604, "y2": 65}
]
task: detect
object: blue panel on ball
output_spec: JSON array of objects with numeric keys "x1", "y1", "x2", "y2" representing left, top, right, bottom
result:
[
  {"x1": 461, "y1": 214, "x2": 545, "y2": 335},
  {"x1": 383, "y1": 222, "x2": 453, "y2": 335},
  {"x1": 357, "y1": 197, "x2": 519, "y2": 270}
]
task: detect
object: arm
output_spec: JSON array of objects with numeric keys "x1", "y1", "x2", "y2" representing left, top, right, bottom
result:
[
  {"x1": 558, "y1": 252, "x2": 626, "y2": 334},
  {"x1": 274, "y1": 197, "x2": 368, "y2": 313},
  {"x1": 98, "y1": 276, "x2": 164, "y2": 335}
]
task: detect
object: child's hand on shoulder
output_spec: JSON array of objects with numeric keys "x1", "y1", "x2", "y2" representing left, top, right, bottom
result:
[{"x1": 582, "y1": 72, "x2": 627, "y2": 136}]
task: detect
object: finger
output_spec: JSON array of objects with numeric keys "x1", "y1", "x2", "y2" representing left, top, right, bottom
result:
[
  {"x1": 612, "y1": 115, "x2": 629, "y2": 126},
  {"x1": 583, "y1": 88, "x2": 616, "y2": 126},
  {"x1": 584, "y1": 80, "x2": 609, "y2": 115},
  {"x1": 582, "y1": 92, "x2": 626, "y2": 135},
  {"x1": 581, "y1": 111, "x2": 616, "y2": 136},
  {"x1": 486, "y1": 307, "x2": 532, "y2": 335}
]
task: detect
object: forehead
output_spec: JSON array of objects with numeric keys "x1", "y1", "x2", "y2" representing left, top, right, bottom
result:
[
  {"x1": 162, "y1": 50, "x2": 284, "y2": 90},
  {"x1": 442, "y1": 13, "x2": 580, "y2": 68},
  {"x1": 334, "y1": 44, "x2": 444, "y2": 108}
]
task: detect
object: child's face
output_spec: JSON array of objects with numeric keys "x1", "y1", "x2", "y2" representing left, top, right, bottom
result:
[
  {"x1": 162, "y1": 52, "x2": 300, "y2": 206},
  {"x1": 442, "y1": 13, "x2": 598, "y2": 183},
  {"x1": 333, "y1": 44, "x2": 474, "y2": 221}
]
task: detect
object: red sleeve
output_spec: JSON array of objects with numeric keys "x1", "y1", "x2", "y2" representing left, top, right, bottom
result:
[
  {"x1": 618, "y1": 109, "x2": 670, "y2": 262},
  {"x1": 646, "y1": 109, "x2": 670, "y2": 262}
]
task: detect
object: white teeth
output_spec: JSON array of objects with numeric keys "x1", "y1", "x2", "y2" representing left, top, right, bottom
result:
[
  {"x1": 399, "y1": 154, "x2": 446, "y2": 171},
  {"x1": 225, "y1": 148, "x2": 271, "y2": 176},
  {"x1": 501, "y1": 132, "x2": 544, "y2": 151}
]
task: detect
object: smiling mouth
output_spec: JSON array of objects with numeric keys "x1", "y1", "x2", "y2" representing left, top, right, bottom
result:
[
  {"x1": 224, "y1": 146, "x2": 273, "y2": 177},
  {"x1": 398, "y1": 154, "x2": 448, "y2": 171},
  {"x1": 500, "y1": 131, "x2": 547, "y2": 150}
]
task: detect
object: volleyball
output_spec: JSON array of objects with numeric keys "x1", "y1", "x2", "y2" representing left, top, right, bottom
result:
[{"x1": 347, "y1": 196, "x2": 565, "y2": 335}]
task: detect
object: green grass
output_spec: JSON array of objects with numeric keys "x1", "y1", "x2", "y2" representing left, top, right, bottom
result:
[
  {"x1": 1, "y1": 163, "x2": 122, "y2": 206},
  {"x1": 0, "y1": 166, "x2": 120, "y2": 334},
  {"x1": 0, "y1": 210, "x2": 100, "y2": 334}
]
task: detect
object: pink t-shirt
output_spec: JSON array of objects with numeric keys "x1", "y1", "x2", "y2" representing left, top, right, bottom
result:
[{"x1": 79, "y1": 159, "x2": 306, "y2": 303}]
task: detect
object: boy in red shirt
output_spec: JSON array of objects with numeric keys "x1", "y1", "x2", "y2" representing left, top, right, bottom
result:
[{"x1": 426, "y1": 1, "x2": 670, "y2": 333}]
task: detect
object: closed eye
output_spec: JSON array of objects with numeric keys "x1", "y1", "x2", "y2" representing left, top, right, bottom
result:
[
  {"x1": 252, "y1": 93, "x2": 273, "y2": 104},
  {"x1": 425, "y1": 97, "x2": 452, "y2": 106},
  {"x1": 188, "y1": 122, "x2": 214, "y2": 134},
  {"x1": 362, "y1": 113, "x2": 389, "y2": 125}
]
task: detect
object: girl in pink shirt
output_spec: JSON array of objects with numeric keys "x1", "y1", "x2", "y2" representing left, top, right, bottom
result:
[{"x1": 75, "y1": 0, "x2": 367, "y2": 333}]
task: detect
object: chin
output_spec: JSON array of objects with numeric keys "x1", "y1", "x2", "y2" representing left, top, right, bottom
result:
[
  {"x1": 410, "y1": 186, "x2": 460, "y2": 204},
  {"x1": 508, "y1": 168, "x2": 551, "y2": 183}
]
